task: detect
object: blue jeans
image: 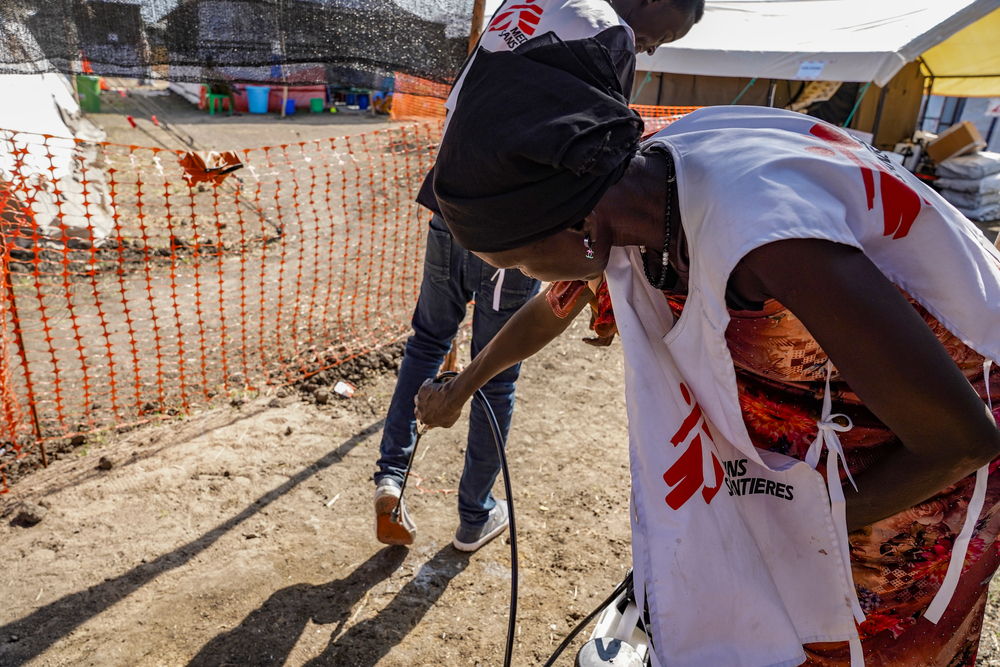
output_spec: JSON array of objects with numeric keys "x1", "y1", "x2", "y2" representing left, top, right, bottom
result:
[{"x1": 375, "y1": 215, "x2": 540, "y2": 528}]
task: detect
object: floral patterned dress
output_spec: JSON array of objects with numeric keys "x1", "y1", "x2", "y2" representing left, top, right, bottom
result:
[{"x1": 548, "y1": 280, "x2": 1000, "y2": 666}]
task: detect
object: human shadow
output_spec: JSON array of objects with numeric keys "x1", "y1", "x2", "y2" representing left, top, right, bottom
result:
[
  {"x1": 0, "y1": 419, "x2": 384, "y2": 665},
  {"x1": 187, "y1": 545, "x2": 409, "y2": 667},
  {"x1": 25, "y1": 402, "x2": 273, "y2": 501},
  {"x1": 303, "y1": 545, "x2": 470, "y2": 666}
]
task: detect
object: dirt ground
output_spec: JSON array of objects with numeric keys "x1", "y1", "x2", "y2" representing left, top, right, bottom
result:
[
  {"x1": 93, "y1": 82, "x2": 392, "y2": 151},
  {"x1": 2, "y1": 307, "x2": 1000, "y2": 666}
]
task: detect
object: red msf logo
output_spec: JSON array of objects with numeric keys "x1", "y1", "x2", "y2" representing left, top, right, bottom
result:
[
  {"x1": 808, "y1": 123, "x2": 926, "y2": 240},
  {"x1": 487, "y1": 0, "x2": 543, "y2": 36},
  {"x1": 662, "y1": 383, "x2": 724, "y2": 510}
]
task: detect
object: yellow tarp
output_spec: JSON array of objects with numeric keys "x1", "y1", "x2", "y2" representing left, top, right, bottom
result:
[{"x1": 921, "y1": 8, "x2": 1000, "y2": 97}]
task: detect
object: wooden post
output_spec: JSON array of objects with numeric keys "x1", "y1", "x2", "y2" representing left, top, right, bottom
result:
[
  {"x1": 468, "y1": 0, "x2": 486, "y2": 54},
  {"x1": 281, "y1": 85, "x2": 288, "y2": 118}
]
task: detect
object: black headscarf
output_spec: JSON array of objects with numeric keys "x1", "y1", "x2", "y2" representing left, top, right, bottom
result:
[{"x1": 432, "y1": 35, "x2": 642, "y2": 253}]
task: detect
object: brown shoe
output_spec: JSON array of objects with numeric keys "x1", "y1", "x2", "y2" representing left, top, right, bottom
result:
[{"x1": 375, "y1": 478, "x2": 416, "y2": 546}]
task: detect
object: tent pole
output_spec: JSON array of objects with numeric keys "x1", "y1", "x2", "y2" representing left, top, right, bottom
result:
[
  {"x1": 916, "y1": 75, "x2": 934, "y2": 132},
  {"x1": 870, "y1": 85, "x2": 889, "y2": 146},
  {"x1": 468, "y1": 0, "x2": 486, "y2": 54},
  {"x1": 842, "y1": 82, "x2": 871, "y2": 128},
  {"x1": 730, "y1": 77, "x2": 757, "y2": 105},
  {"x1": 767, "y1": 80, "x2": 776, "y2": 107}
]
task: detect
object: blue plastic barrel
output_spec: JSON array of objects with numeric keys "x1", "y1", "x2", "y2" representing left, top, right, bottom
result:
[
  {"x1": 358, "y1": 93, "x2": 370, "y2": 110},
  {"x1": 345, "y1": 92, "x2": 356, "y2": 105},
  {"x1": 284, "y1": 98, "x2": 296, "y2": 115},
  {"x1": 246, "y1": 85, "x2": 270, "y2": 114}
]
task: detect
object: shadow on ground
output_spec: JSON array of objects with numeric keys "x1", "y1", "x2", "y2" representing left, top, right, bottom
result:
[
  {"x1": 188, "y1": 544, "x2": 469, "y2": 666},
  {"x1": 0, "y1": 420, "x2": 383, "y2": 665}
]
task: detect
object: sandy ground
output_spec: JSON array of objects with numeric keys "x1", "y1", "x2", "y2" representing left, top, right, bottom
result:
[{"x1": 93, "y1": 83, "x2": 393, "y2": 151}]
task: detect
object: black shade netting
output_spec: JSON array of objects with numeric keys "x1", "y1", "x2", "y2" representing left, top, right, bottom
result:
[{"x1": 0, "y1": 0, "x2": 472, "y2": 85}]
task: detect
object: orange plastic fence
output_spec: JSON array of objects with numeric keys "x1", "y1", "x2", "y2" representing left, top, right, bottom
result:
[
  {"x1": 0, "y1": 121, "x2": 443, "y2": 492},
  {"x1": 391, "y1": 73, "x2": 450, "y2": 121},
  {"x1": 631, "y1": 105, "x2": 701, "y2": 133},
  {"x1": 389, "y1": 76, "x2": 698, "y2": 131}
]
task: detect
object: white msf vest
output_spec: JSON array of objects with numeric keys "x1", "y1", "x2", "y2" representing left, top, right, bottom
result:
[{"x1": 606, "y1": 107, "x2": 1000, "y2": 667}]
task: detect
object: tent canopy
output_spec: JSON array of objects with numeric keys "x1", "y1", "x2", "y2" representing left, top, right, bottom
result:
[
  {"x1": 638, "y1": 0, "x2": 1000, "y2": 95},
  {"x1": 921, "y1": 7, "x2": 1000, "y2": 96}
]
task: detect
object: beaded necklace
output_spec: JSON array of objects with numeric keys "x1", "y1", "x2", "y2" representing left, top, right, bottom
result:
[{"x1": 639, "y1": 148, "x2": 676, "y2": 290}]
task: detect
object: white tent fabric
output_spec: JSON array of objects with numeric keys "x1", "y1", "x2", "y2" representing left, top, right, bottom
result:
[
  {"x1": 0, "y1": 23, "x2": 114, "y2": 241},
  {"x1": 638, "y1": 0, "x2": 1000, "y2": 87}
]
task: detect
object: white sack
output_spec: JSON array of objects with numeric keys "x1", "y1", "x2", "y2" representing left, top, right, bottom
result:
[
  {"x1": 936, "y1": 152, "x2": 1000, "y2": 180},
  {"x1": 936, "y1": 173, "x2": 1000, "y2": 194}
]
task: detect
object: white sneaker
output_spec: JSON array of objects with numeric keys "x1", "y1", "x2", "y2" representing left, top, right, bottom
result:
[{"x1": 453, "y1": 499, "x2": 509, "y2": 552}]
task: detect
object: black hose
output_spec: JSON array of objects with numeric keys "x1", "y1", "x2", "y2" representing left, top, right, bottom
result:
[
  {"x1": 542, "y1": 571, "x2": 634, "y2": 667},
  {"x1": 416, "y1": 374, "x2": 639, "y2": 667},
  {"x1": 472, "y1": 383, "x2": 518, "y2": 667},
  {"x1": 420, "y1": 371, "x2": 518, "y2": 667}
]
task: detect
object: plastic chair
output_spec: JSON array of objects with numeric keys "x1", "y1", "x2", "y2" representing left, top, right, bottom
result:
[{"x1": 206, "y1": 92, "x2": 234, "y2": 115}]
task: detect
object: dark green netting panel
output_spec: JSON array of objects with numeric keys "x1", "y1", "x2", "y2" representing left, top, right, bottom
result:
[{"x1": 1, "y1": 0, "x2": 472, "y2": 84}]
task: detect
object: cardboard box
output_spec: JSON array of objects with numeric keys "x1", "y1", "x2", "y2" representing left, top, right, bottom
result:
[{"x1": 926, "y1": 121, "x2": 986, "y2": 164}]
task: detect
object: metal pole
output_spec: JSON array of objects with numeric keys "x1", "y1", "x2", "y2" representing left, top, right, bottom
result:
[
  {"x1": 986, "y1": 116, "x2": 998, "y2": 147},
  {"x1": 916, "y1": 76, "x2": 935, "y2": 132},
  {"x1": 767, "y1": 80, "x2": 777, "y2": 107},
  {"x1": 468, "y1": 0, "x2": 487, "y2": 54}
]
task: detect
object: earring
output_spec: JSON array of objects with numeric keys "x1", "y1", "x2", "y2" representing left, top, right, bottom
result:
[{"x1": 583, "y1": 233, "x2": 595, "y2": 260}]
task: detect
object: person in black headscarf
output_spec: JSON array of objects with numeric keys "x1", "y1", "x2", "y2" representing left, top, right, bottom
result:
[{"x1": 421, "y1": 32, "x2": 1000, "y2": 667}]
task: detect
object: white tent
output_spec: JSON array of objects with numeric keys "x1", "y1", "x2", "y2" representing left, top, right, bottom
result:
[
  {"x1": 0, "y1": 18, "x2": 114, "y2": 242},
  {"x1": 638, "y1": 0, "x2": 1000, "y2": 93}
]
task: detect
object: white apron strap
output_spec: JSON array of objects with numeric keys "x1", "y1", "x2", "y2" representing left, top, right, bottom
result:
[
  {"x1": 491, "y1": 268, "x2": 506, "y2": 311},
  {"x1": 804, "y1": 363, "x2": 866, "y2": 667},
  {"x1": 924, "y1": 359, "x2": 994, "y2": 624},
  {"x1": 804, "y1": 363, "x2": 865, "y2": 624}
]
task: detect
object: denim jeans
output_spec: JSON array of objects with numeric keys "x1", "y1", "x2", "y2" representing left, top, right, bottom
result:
[{"x1": 375, "y1": 214, "x2": 539, "y2": 528}]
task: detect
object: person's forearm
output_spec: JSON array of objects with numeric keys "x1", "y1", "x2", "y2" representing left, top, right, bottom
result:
[
  {"x1": 447, "y1": 288, "x2": 592, "y2": 403},
  {"x1": 846, "y1": 433, "x2": 998, "y2": 531}
]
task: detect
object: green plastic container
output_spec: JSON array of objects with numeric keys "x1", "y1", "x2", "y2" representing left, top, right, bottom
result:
[
  {"x1": 76, "y1": 75, "x2": 101, "y2": 113},
  {"x1": 310, "y1": 97, "x2": 324, "y2": 113}
]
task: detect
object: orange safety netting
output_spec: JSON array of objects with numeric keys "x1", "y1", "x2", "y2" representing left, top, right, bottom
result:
[
  {"x1": 391, "y1": 73, "x2": 450, "y2": 121},
  {"x1": 0, "y1": 121, "x2": 443, "y2": 492},
  {"x1": 632, "y1": 105, "x2": 701, "y2": 133}
]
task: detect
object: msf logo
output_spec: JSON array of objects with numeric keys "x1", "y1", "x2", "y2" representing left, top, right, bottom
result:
[
  {"x1": 662, "y1": 383, "x2": 724, "y2": 510},
  {"x1": 808, "y1": 123, "x2": 927, "y2": 240},
  {"x1": 487, "y1": 0, "x2": 543, "y2": 48}
]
